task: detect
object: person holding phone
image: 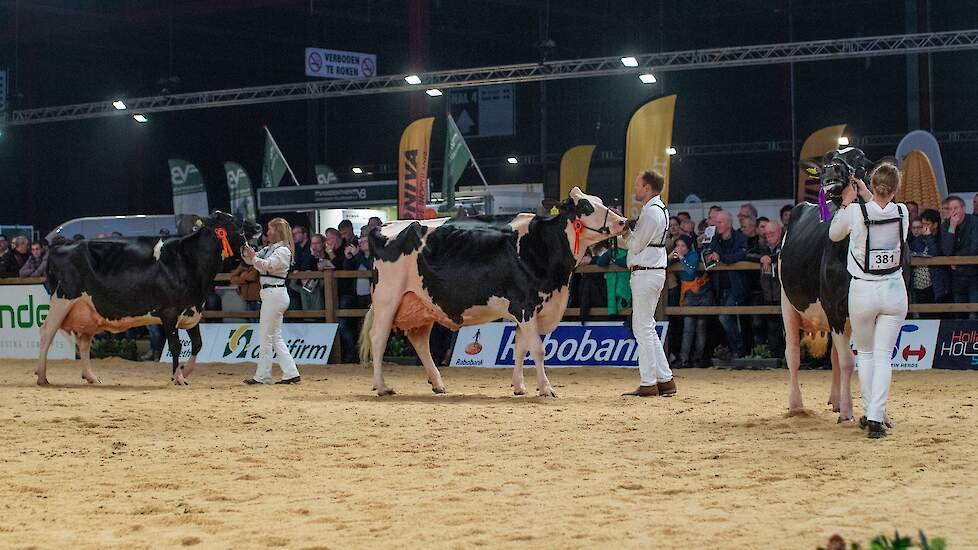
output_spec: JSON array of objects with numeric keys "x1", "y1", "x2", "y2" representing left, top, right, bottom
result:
[
  {"x1": 829, "y1": 165, "x2": 908, "y2": 439},
  {"x1": 241, "y1": 217, "x2": 301, "y2": 385}
]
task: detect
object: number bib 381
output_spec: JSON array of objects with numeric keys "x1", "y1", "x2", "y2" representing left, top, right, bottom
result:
[{"x1": 868, "y1": 248, "x2": 900, "y2": 272}]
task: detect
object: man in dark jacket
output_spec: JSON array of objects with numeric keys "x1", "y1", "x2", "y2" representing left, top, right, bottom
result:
[
  {"x1": 0, "y1": 236, "x2": 30, "y2": 278},
  {"x1": 939, "y1": 196, "x2": 978, "y2": 317},
  {"x1": 703, "y1": 211, "x2": 748, "y2": 357},
  {"x1": 746, "y1": 222, "x2": 784, "y2": 356}
]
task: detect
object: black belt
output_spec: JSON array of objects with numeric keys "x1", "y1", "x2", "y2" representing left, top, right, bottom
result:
[
  {"x1": 261, "y1": 284, "x2": 284, "y2": 289},
  {"x1": 630, "y1": 266, "x2": 666, "y2": 272}
]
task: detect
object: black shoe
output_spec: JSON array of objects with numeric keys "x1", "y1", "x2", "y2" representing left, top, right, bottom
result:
[
  {"x1": 867, "y1": 420, "x2": 887, "y2": 439},
  {"x1": 859, "y1": 416, "x2": 869, "y2": 430},
  {"x1": 275, "y1": 376, "x2": 301, "y2": 385},
  {"x1": 243, "y1": 378, "x2": 262, "y2": 385}
]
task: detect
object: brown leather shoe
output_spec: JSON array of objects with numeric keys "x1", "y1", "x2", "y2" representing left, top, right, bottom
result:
[
  {"x1": 621, "y1": 385, "x2": 659, "y2": 397},
  {"x1": 656, "y1": 379, "x2": 677, "y2": 396}
]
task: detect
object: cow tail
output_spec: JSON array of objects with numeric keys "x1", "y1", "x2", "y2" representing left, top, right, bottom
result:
[{"x1": 358, "y1": 306, "x2": 374, "y2": 365}]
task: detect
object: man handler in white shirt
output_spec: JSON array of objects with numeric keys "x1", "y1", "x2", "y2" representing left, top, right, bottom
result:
[{"x1": 622, "y1": 170, "x2": 676, "y2": 397}]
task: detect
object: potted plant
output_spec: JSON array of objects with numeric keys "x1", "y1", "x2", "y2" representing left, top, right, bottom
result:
[
  {"x1": 713, "y1": 344, "x2": 780, "y2": 370},
  {"x1": 382, "y1": 332, "x2": 419, "y2": 365}
]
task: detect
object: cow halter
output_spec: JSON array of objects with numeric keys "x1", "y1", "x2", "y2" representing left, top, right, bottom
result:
[
  {"x1": 215, "y1": 228, "x2": 234, "y2": 258},
  {"x1": 571, "y1": 208, "x2": 612, "y2": 254}
]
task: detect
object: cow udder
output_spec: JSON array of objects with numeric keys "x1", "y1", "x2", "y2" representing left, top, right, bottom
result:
[
  {"x1": 61, "y1": 295, "x2": 158, "y2": 335},
  {"x1": 393, "y1": 292, "x2": 459, "y2": 331}
]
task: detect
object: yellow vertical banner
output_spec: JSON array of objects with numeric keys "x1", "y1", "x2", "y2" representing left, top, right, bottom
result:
[
  {"x1": 899, "y1": 150, "x2": 941, "y2": 212},
  {"x1": 559, "y1": 145, "x2": 596, "y2": 199},
  {"x1": 398, "y1": 117, "x2": 435, "y2": 220},
  {"x1": 624, "y1": 95, "x2": 676, "y2": 218},
  {"x1": 797, "y1": 124, "x2": 846, "y2": 203}
]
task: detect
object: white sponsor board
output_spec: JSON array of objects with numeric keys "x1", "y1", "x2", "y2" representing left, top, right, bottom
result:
[
  {"x1": 162, "y1": 323, "x2": 337, "y2": 364},
  {"x1": 849, "y1": 320, "x2": 939, "y2": 370},
  {"x1": 450, "y1": 321, "x2": 668, "y2": 368},
  {"x1": 0, "y1": 284, "x2": 73, "y2": 359},
  {"x1": 305, "y1": 48, "x2": 377, "y2": 79}
]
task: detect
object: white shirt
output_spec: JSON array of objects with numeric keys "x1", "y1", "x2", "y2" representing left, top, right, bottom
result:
[
  {"x1": 626, "y1": 195, "x2": 669, "y2": 269},
  {"x1": 829, "y1": 201, "x2": 909, "y2": 281},
  {"x1": 252, "y1": 242, "x2": 293, "y2": 285}
]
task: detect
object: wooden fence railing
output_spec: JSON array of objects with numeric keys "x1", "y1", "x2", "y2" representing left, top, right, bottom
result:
[{"x1": 4, "y1": 256, "x2": 978, "y2": 359}]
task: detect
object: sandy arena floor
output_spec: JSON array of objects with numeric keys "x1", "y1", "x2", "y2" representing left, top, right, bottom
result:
[{"x1": 0, "y1": 359, "x2": 975, "y2": 549}]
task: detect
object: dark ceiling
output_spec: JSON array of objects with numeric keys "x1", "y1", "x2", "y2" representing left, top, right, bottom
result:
[{"x1": 2, "y1": 0, "x2": 977, "y2": 232}]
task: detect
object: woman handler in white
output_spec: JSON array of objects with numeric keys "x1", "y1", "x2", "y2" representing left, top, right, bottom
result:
[
  {"x1": 242, "y1": 218, "x2": 301, "y2": 385},
  {"x1": 829, "y1": 164, "x2": 908, "y2": 438}
]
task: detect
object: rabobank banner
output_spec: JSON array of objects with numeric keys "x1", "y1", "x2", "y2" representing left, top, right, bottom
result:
[
  {"x1": 161, "y1": 323, "x2": 337, "y2": 365},
  {"x1": 450, "y1": 322, "x2": 668, "y2": 368}
]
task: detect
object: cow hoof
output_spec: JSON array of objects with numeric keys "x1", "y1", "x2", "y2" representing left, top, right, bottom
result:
[
  {"x1": 837, "y1": 415, "x2": 855, "y2": 424},
  {"x1": 376, "y1": 387, "x2": 397, "y2": 397},
  {"x1": 36, "y1": 377, "x2": 50, "y2": 386},
  {"x1": 82, "y1": 376, "x2": 100, "y2": 385},
  {"x1": 513, "y1": 389, "x2": 526, "y2": 396},
  {"x1": 538, "y1": 388, "x2": 558, "y2": 398},
  {"x1": 431, "y1": 386, "x2": 446, "y2": 394}
]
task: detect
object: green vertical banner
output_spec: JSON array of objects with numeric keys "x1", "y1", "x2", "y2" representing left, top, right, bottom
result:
[
  {"x1": 224, "y1": 162, "x2": 257, "y2": 222},
  {"x1": 168, "y1": 159, "x2": 210, "y2": 218},
  {"x1": 262, "y1": 126, "x2": 298, "y2": 187},
  {"x1": 442, "y1": 115, "x2": 486, "y2": 209}
]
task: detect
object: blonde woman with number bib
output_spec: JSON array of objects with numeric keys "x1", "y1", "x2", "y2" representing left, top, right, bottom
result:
[
  {"x1": 242, "y1": 218, "x2": 301, "y2": 385},
  {"x1": 829, "y1": 164, "x2": 908, "y2": 439}
]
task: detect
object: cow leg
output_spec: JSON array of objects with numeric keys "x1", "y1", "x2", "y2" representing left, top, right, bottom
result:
[
  {"x1": 405, "y1": 323, "x2": 445, "y2": 394},
  {"x1": 781, "y1": 291, "x2": 804, "y2": 412},
  {"x1": 828, "y1": 341, "x2": 841, "y2": 412},
  {"x1": 160, "y1": 315, "x2": 187, "y2": 386},
  {"x1": 178, "y1": 324, "x2": 203, "y2": 383},
  {"x1": 831, "y1": 330, "x2": 855, "y2": 422},
  {"x1": 77, "y1": 334, "x2": 99, "y2": 384},
  {"x1": 36, "y1": 297, "x2": 73, "y2": 385},
  {"x1": 520, "y1": 320, "x2": 555, "y2": 398},
  {"x1": 369, "y1": 304, "x2": 397, "y2": 396},
  {"x1": 511, "y1": 326, "x2": 528, "y2": 396}
]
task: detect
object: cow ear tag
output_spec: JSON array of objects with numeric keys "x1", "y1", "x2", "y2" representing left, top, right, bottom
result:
[
  {"x1": 215, "y1": 228, "x2": 234, "y2": 258},
  {"x1": 195, "y1": 219, "x2": 204, "y2": 229},
  {"x1": 572, "y1": 219, "x2": 584, "y2": 254}
]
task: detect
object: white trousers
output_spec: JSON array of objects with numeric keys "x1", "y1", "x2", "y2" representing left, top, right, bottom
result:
[
  {"x1": 252, "y1": 287, "x2": 300, "y2": 383},
  {"x1": 630, "y1": 269, "x2": 672, "y2": 386},
  {"x1": 849, "y1": 277, "x2": 907, "y2": 422}
]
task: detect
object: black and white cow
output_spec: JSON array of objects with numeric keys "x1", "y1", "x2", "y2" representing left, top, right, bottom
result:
[
  {"x1": 780, "y1": 148, "x2": 907, "y2": 422},
  {"x1": 359, "y1": 187, "x2": 627, "y2": 397},
  {"x1": 36, "y1": 212, "x2": 260, "y2": 386}
]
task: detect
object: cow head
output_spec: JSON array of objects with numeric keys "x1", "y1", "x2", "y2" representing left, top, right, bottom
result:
[
  {"x1": 559, "y1": 187, "x2": 628, "y2": 254},
  {"x1": 800, "y1": 147, "x2": 877, "y2": 205},
  {"x1": 199, "y1": 211, "x2": 262, "y2": 258}
]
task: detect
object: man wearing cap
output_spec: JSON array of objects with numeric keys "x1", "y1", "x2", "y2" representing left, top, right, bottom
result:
[{"x1": 622, "y1": 170, "x2": 676, "y2": 397}]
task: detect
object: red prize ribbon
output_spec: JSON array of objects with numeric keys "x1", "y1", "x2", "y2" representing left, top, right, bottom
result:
[{"x1": 215, "y1": 228, "x2": 234, "y2": 258}]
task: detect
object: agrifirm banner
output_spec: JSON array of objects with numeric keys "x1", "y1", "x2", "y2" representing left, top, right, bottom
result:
[
  {"x1": 849, "y1": 320, "x2": 939, "y2": 371},
  {"x1": 0, "y1": 285, "x2": 73, "y2": 359},
  {"x1": 449, "y1": 321, "x2": 669, "y2": 368},
  {"x1": 161, "y1": 323, "x2": 337, "y2": 365}
]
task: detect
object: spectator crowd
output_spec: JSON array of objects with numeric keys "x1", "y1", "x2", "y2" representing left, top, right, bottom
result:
[{"x1": 4, "y1": 193, "x2": 978, "y2": 366}]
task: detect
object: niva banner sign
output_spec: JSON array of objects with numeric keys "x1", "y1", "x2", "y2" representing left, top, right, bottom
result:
[{"x1": 450, "y1": 322, "x2": 668, "y2": 368}]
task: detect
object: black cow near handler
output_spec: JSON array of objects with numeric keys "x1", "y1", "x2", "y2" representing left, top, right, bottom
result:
[
  {"x1": 36, "y1": 212, "x2": 260, "y2": 386},
  {"x1": 779, "y1": 148, "x2": 908, "y2": 423}
]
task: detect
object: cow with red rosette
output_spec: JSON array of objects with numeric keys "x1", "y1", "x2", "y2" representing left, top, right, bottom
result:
[{"x1": 37, "y1": 212, "x2": 260, "y2": 386}]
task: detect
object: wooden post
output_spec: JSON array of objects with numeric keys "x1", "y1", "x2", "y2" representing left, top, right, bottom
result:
[{"x1": 323, "y1": 270, "x2": 341, "y2": 364}]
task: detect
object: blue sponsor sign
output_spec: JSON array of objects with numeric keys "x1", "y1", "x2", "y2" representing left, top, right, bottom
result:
[{"x1": 450, "y1": 322, "x2": 668, "y2": 368}]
